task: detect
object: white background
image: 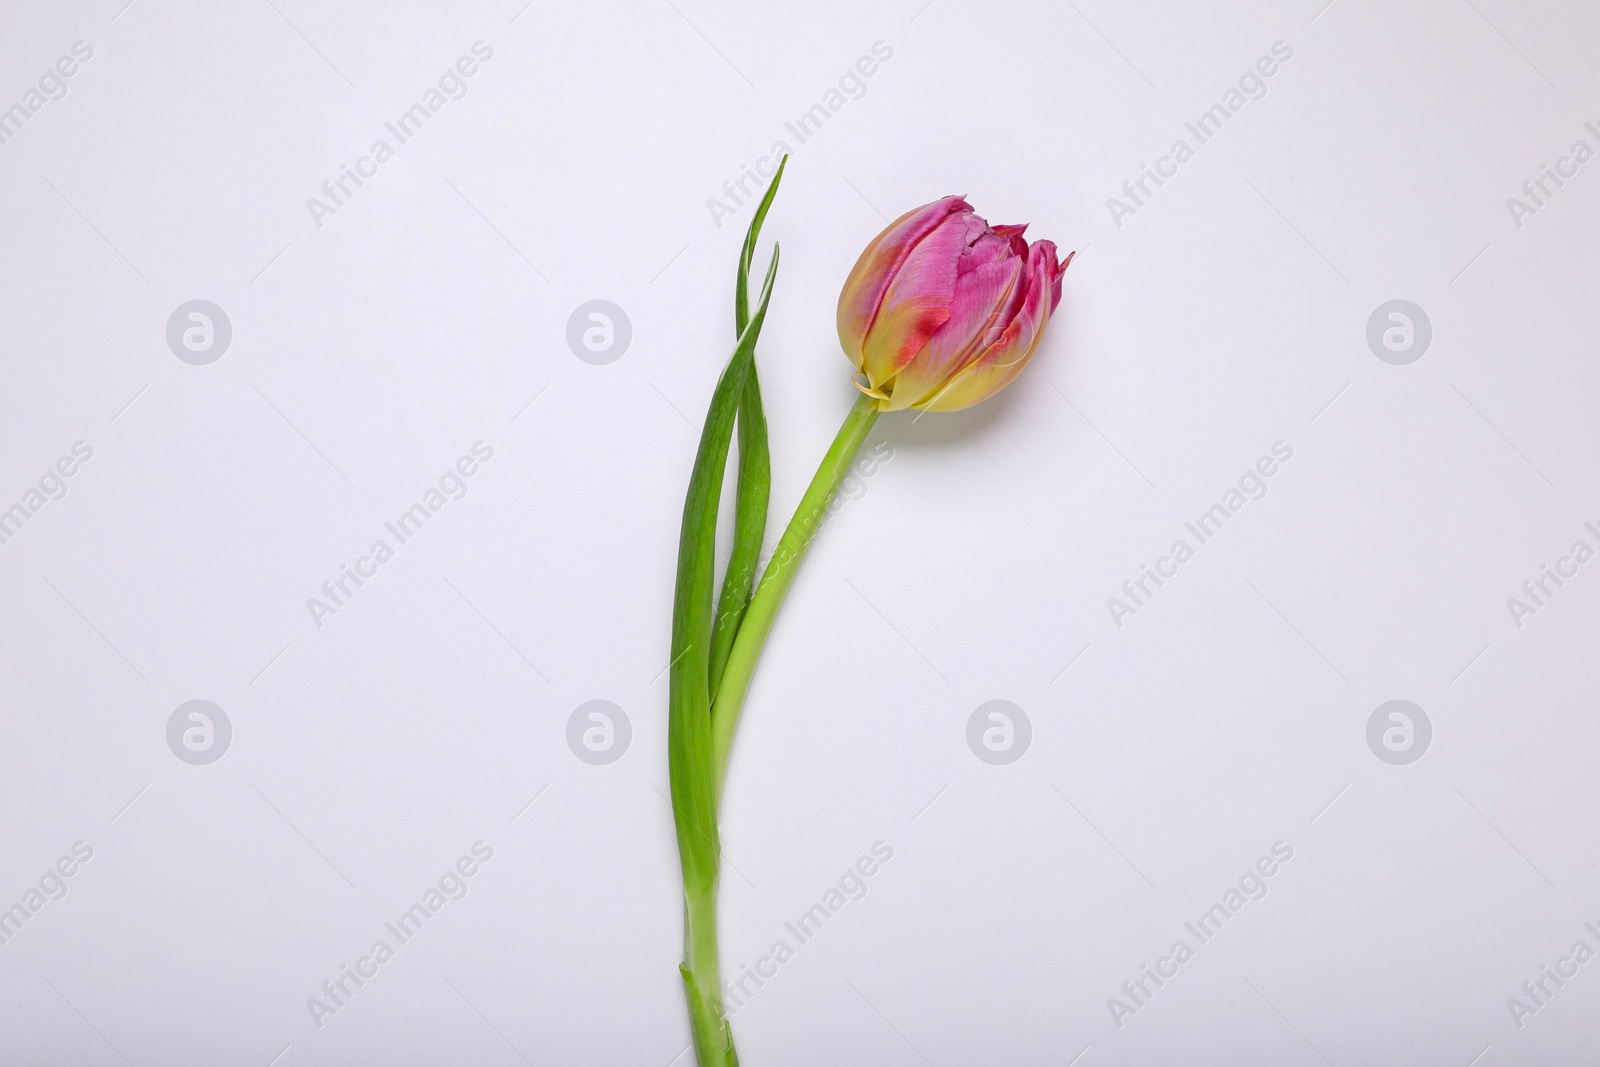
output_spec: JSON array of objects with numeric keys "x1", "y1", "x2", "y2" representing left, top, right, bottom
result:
[{"x1": 1, "y1": 0, "x2": 1598, "y2": 1063}]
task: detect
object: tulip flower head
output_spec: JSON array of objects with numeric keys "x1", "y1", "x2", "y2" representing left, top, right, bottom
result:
[{"x1": 837, "y1": 196, "x2": 1072, "y2": 412}]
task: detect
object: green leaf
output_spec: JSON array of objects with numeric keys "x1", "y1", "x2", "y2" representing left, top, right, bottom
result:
[
  {"x1": 708, "y1": 374, "x2": 768, "y2": 701},
  {"x1": 734, "y1": 157, "x2": 786, "y2": 336},
  {"x1": 668, "y1": 242, "x2": 780, "y2": 893},
  {"x1": 709, "y1": 157, "x2": 786, "y2": 700}
]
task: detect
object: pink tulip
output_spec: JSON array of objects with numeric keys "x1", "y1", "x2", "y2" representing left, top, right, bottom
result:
[{"x1": 837, "y1": 196, "x2": 1072, "y2": 412}]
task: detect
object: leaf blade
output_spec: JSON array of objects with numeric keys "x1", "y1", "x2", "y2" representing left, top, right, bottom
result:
[
  {"x1": 710, "y1": 158, "x2": 786, "y2": 699},
  {"x1": 668, "y1": 247, "x2": 780, "y2": 891}
]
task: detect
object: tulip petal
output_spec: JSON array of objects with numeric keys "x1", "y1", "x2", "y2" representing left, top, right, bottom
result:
[
  {"x1": 914, "y1": 240, "x2": 1059, "y2": 412},
  {"x1": 836, "y1": 196, "x2": 970, "y2": 372},
  {"x1": 884, "y1": 237, "x2": 1025, "y2": 411},
  {"x1": 858, "y1": 209, "x2": 990, "y2": 393},
  {"x1": 1050, "y1": 247, "x2": 1073, "y2": 313}
]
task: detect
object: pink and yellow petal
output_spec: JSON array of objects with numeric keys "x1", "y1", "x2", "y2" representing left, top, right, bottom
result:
[
  {"x1": 836, "y1": 196, "x2": 970, "y2": 370},
  {"x1": 887, "y1": 252, "x2": 1024, "y2": 410},
  {"x1": 914, "y1": 245, "x2": 1056, "y2": 412},
  {"x1": 857, "y1": 209, "x2": 985, "y2": 389}
]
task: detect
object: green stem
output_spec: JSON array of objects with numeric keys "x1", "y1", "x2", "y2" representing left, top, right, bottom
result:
[
  {"x1": 711, "y1": 391, "x2": 881, "y2": 802},
  {"x1": 681, "y1": 887, "x2": 737, "y2": 1065}
]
